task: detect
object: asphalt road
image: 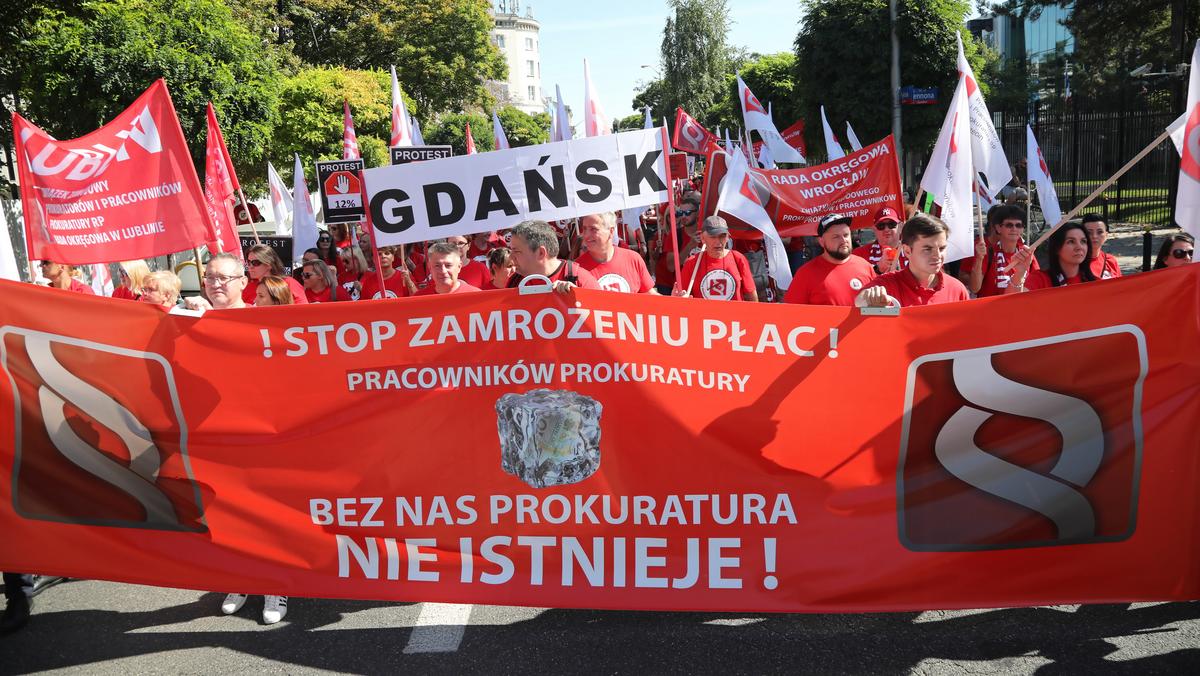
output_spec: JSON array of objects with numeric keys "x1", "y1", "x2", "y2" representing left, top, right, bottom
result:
[{"x1": 1, "y1": 580, "x2": 1197, "y2": 675}]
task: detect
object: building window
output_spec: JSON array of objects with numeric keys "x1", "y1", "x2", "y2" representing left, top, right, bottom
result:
[
  {"x1": 525, "y1": 37, "x2": 533, "y2": 50},
  {"x1": 496, "y1": 35, "x2": 505, "y2": 48},
  {"x1": 528, "y1": 86, "x2": 536, "y2": 101},
  {"x1": 527, "y1": 60, "x2": 535, "y2": 77}
]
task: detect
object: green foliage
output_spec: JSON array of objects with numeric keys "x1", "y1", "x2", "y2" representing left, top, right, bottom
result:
[
  {"x1": 425, "y1": 112, "x2": 492, "y2": 155},
  {"x1": 794, "y1": 0, "x2": 979, "y2": 160},
  {"x1": 707, "y1": 52, "x2": 800, "y2": 133},
  {"x1": 632, "y1": 78, "x2": 670, "y2": 121},
  {"x1": 660, "y1": 0, "x2": 734, "y2": 122},
  {"x1": 615, "y1": 112, "x2": 647, "y2": 132},
  {"x1": 496, "y1": 107, "x2": 551, "y2": 147}
]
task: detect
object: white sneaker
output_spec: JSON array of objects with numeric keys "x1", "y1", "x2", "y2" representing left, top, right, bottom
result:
[
  {"x1": 262, "y1": 595, "x2": 288, "y2": 624},
  {"x1": 220, "y1": 593, "x2": 247, "y2": 615}
]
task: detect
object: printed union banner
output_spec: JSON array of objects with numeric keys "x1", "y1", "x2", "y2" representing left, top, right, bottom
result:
[{"x1": 1, "y1": 267, "x2": 1199, "y2": 612}]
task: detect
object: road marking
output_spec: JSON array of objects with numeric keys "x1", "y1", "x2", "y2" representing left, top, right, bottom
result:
[{"x1": 403, "y1": 603, "x2": 473, "y2": 653}]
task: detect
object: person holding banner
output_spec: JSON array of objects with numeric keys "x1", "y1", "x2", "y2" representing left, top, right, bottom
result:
[
  {"x1": 300, "y1": 260, "x2": 343, "y2": 303},
  {"x1": 507, "y1": 220, "x2": 600, "y2": 292},
  {"x1": 242, "y1": 245, "x2": 308, "y2": 306},
  {"x1": 184, "y1": 253, "x2": 249, "y2": 311},
  {"x1": 39, "y1": 261, "x2": 95, "y2": 295},
  {"x1": 958, "y1": 205, "x2": 1039, "y2": 297},
  {"x1": 577, "y1": 212, "x2": 657, "y2": 294},
  {"x1": 782, "y1": 214, "x2": 875, "y2": 306},
  {"x1": 413, "y1": 242, "x2": 481, "y2": 296},
  {"x1": 112, "y1": 261, "x2": 152, "y2": 301},
  {"x1": 139, "y1": 270, "x2": 183, "y2": 310},
  {"x1": 358, "y1": 246, "x2": 415, "y2": 300},
  {"x1": 852, "y1": 207, "x2": 908, "y2": 274},
  {"x1": 674, "y1": 216, "x2": 757, "y2": 301},
  {"x1": 1081, "y1": 215, "x2": 1122, "y2": 279},
  {"x1": 1153, "y1": 233, "x2": 1195, "y2": 269},
  {"x1": 857, "y1": 214, "x2": 970, "y2": 308}
]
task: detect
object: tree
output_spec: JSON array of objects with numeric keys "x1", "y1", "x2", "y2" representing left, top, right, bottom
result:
[
  {"x1": 794, "y1": 0, "x2": 982, "y2": 161},
  {"x1": 707, "y1": 52, "x2": 801, "y2": 135},
  {"x1": 425, "y1": 112, "x2": 492, "y2": 155},
  {"x1": 632, "y1": 78, "x2": 669, "y2": 122},
  {"x1": 615, "y1": 112, "x2": 647, "y2": 132},
  {"x1": 496, "y1": 107, "x2": 551, "y2": 147},
  {"x1": 10, "y1": 0, "x2": 284, "y2": 188},
  {"x1": 660, "y1": 0, "x2": 734, "y2": 122},
  {"x1": 283, "y1": 0, "x2": 507, "y2": 117}
]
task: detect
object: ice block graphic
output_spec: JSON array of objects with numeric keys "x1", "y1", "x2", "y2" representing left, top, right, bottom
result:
[{"x1": 496, "y1": 389, "x2": 603, "y2": 488}]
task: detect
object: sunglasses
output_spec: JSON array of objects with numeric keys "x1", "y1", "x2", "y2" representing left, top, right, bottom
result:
[
  {"x1": 1171, "y1": 248, "x2": 1194, "y2": 260},
  {"x1": 246, "y1": 259, "x2": 266, "y2": 267},
  {"x1": 875, "y1": 222, "x2": 898, "y2": 230},
  {"x1": 318, "y1": 237, "x2": 332, "y2": 242},
  {"x1": 38, "y1": 261, "x2": 53, "y2": 267}
]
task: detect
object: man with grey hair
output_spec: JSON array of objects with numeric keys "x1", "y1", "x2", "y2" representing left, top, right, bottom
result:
[
  {"x1": 184, "y1": 252, "x2": 249, "y2": 311},
  {"x1": 675, "y1": 216, "x2": 757, "y2": 301},
  {"x1": 577, "y1": 211, "x2": 656, "y2": 293},
  {"x1": 414, "y1": 241, "x2": 481, "y2": 296},
  {"x1": 507, "y1": 219, "x2": 600, "y2": 292}
]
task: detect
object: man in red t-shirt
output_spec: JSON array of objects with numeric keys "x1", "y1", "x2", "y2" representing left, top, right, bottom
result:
[
  {"x1": 857, "y1": 213, "x2": 971, "y2": 308},
  {"x1": 958, "y1": 204, "x2": 1039, "y2": 296},
  {"x1": 466, "y1": 231, "x2": 503, "y2": 263},
  {"x1": 783, "y1": 213, "x2": 876, "y2": 305},
  {"x1": 577, "y1": 212, "x2": 656, "y2": 293},
  {"x1": 1082, "y1": 213, "x2": 1121, "y2": 279},
  {"x1": 507, "y1": 220, "x2": 600, "y2": 292},
  {"x1": 446, "y1": 235, "x2": 493, "y2": 289},
  {"x1": 414, "y1": 242, "x2": 482, "y2": 296},
  {"x1": 652, "y1": 194, "x2": 701, "y2": 294},
  {"x1": 358, "y1": 245, "x2": 415, "y2": 300},
  {"x1": 675, "y1": 216, "x2": 757, "y2": 301},
  {"x1": 852, "y1": 206, "x2": 908, "y2": 274}
]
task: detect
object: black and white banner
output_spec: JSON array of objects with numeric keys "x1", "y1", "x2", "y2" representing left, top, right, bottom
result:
[{"x1": 364, "y1": 128, "x2": 669, "y2": 245}]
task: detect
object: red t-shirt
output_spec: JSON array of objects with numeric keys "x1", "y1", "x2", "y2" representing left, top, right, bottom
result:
[
  {"x1": 62, "y1": 279, "x2": 96, "y2": 295},
  {"x1": 358, "y1": 270, "x2": 411, "y2": 300},
  {"x1": 678, "y1": 251, "x2": 756, "y2": 301},
  {"x1": 304, "y1": 285, "x2": 346, "y2": 303},
  {"x1": 1090, "y1": 252, "x2": 1122, "y2": 279},
  {"x1": 1025, "y1": 270, "x2": 1088, "y2": 291},
  {"x1": 959, "y1": 240, "x2": 1040, "y2": 297},
  {"x1": 466, "y1": 234, "x2": 503, "y2": 262},
  {"x1": 507, "y1": 260, "x2": 601, "y2": 290},
  {"x1": 653, "y1": 231, "x2": 700, "y2": 289},
  {"x1": 111, "y1": 286, "x2": 138, "y2": 300},
  {"x1": 242, "y1": 277, "x2": 309, "y2": 304},
  {"x1": 783, "y1": 255, "x2": 876, "y2": 306},
  {"x1": 852, "y1": 242, "x2": 908, "y2": 272},
  {"x1": 863, "y1": 269, "x2": 970, "y2": 306},
  {"x1": 577, "y1": 247, "x2": 654, "y2": 293},
  {"x1": 458, "y1": 259, "x2": 493, "y2": 289},
  {"x1": 414, "y1": 281, "x2": 482, "y2": 296}
]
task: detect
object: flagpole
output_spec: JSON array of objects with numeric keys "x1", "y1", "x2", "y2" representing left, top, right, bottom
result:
[
  {"x1": 355, "y1": 168, "x2": 388, "y2": 296},
  {"x1": 235, "y1": 188, "x2": 262, "y2": 244},
  {"x1": 1005, "y1": 126, "x2": 1173, "y2": 271},
  {"x1": 659, "y1": 126, "x2": 684, "y2": 287}
]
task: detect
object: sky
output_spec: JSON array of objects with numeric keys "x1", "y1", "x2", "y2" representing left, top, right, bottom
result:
[{"x1": 532, "y1": 1, "x2": 805, "y2": 121}]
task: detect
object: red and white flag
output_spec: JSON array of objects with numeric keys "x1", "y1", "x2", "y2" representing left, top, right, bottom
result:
[
  {"x1": 465, "y1": 123, "x2": 477, "y2": 155},
  {"x1": 266, "y1": 161, "x2": 293, "y2": 235},
  {"x1": 343, "y1": 100, "x2": 361, "y2": 160},
  {"x1": 1176, "y1": 39, "x2": 1200, "y2": 240},
  {"x1": 1026, "y1": 125, "x2": 1063, "y2": 227},
  {"x1": 919, "y1": 72, "x2": 973, "y2": 262},
  {"x1": 492, "y1": 111, "x2": 510, "y2": 150},
  {"x1": 714, "y1": 150, "x2": 792, "y2": 289},
  {"x1": 90, "y1": 263, "x2": 114, "y2": 296},
  {"x1": 13, "y1": 79, "x2": 212, "y2": 265},
  {"x1": 292, "y1": 154, "x2": 319, "y2": 264},
  {"x1": 736, "y1": 76, "x2": 804, "y2": 164},
  {"x1": 390, "y1": 66, "x2": 413, "y2": 148},
  {"x1": 820, "y1": 105, "x2": 846, "y2": 160},
  {"x1": 583, "y1": 59, "x2": 611, "y2": 137},
  {"x1": 204, "y1": 103, "x2": 242, "y2": 258},
  {"x1": 671, "y1": 107, "x2": 720, "y2": 155},
  {"x1": 957, "y1": 32, "x2": 1012, "y2": 197}
]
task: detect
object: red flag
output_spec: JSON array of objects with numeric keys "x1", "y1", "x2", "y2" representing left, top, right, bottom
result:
[
  {"x1": 343, "y1": 100, "x2": 361, "y2": 160},
  {"x1": 204, "y1": 104, "x2": 241, "y2": 257},
  {"x1": 13, "y1": 79, "x2": 213, "y2": 265},
  {"x1": 780, "y1": 119, "x2": 807, "y2": 156},
  {"x1": 465, "y1": 123, "x2": 477, "y2": 155},
  {"x1": 671, "y1": 107, "x2": 721, "y2": 155}
]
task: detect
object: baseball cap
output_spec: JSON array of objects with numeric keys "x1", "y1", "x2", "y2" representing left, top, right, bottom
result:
[
  {"x1": 817, "y1": 213, "x2": 852, "y2": 236},
  {"x1": 702, "y1": 216, "x2": 730, "y2": 236},
  {"x1": 874, "y1": 207, "x2": 901, "y2": 226}
]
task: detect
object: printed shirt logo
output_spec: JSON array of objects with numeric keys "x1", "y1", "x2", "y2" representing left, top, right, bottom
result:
[
  {"x1": 700, "y1": 269, "x2": 736, "y2": 300},
  {"x1": 596, "y1": 273, "x2": 631, "y2": 293}
]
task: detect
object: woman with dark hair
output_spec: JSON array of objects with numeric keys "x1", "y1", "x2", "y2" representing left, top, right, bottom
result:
[
  {"x1": 1020, "y1": 222, "x2": 1097, "y2": 290},
  {"x1": 486, "y1": 248, "x2": 516, "y2": 290},
  {"x1": 1153, "y1": 233, "x2": 1195, "y2": 269},
  {"x1": 241, "y1": 244, "x2": 308, "y2": 304},
  {"x1": 314, "y1": 230, "x2": 338, "y2": 267}
]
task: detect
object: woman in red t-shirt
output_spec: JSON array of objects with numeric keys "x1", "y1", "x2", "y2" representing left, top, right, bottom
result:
[
  {"x1": 112, "y1": 260, "x2": 152, "y2": 300},
  {"x1": 336, "y1": 247, "x2": 369, "y2": 300},
  {"x1": 486, "y1": 248, "x2": 516, "y2": 290},
  {"x1": 300, "y1": 259, "x2": 344, "y2": 303},
  {"x1": 1019, "y1": 222, "x2": 1098, "y2": 291}
]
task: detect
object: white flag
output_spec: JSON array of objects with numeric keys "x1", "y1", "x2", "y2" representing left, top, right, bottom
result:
[
  {"x1": 554, "y1": 85, "x2": 572, "y2": 142},
  {"x1": 1026, "y1": 125, "x2": 1063, "y2": 228},
  {"x1": 390, "y1": 66, "x2": 413, "y2": 148},
  {"x1": 1168, "y1": 111, "x2": 1187, "y2": 155},
  {"x1": 642, "y1": 106, "x2": 653, "y2": 129},
  {"x1": 919, "y1": 73, "x2": 974, "y2": 263},
  {"x1": 0, "y1": 205, "x2": 20, "y2": 282},
  {"x1": 736, "y1": 76, "x2": 805, "y2": 164},
  {"x1": 267, "y1": 161, "x2": 293, "y2": 235},
  {"x1": 715, "y1": 151, "x2": 793, "y2": 289},
  {"x1": 292, "y1": 154, "x2": 319, "y2": 264},
  {"x1": 957, "y1": 32, "x2": 1012, "y2": 196},
  {"x1": 411, "y1": 118, "x2": 426, "y2": 146},
  {"x1": 1176, "y1": 40, "x2": 1200, "y2": 240},
  {"x1": 846, "y1": 121, "x2": 863, "y2": 151},
  {"x1": 820, "y1": 105, "x2": 845, "y2": 160},
  {"x1": 757, "y1": 141, "x2": 776, "y2": 170},
  {"x1": 583, "y1": 59, "x2": 611, "y2": 137},
  {"x1": 90, "y1": 263, "x2": 114, "y2": 296},
  {"x1": 492, "y1": 110, "x2": 510, "y2": 150}
]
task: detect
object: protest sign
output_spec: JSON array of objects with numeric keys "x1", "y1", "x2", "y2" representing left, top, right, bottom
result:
[
  {"x1": 240, "y1": 235, "x2": 293, "y2": 275},
  {"x1": 2, "y1": 267, "x2": 1199, "y2": 611},
  {"x1": 703, "y1": 136, "x2": 905, "y2": 238},
  {"x1": 12, "y1": 79, "x2": 212, "y2": 265},
  {"x1": 316, "y1": 159, "x2": 365, "y2": 224},
  {"x1": 390, "y1": 145, "x2": 453, "y2": 165},
  {"x1": 365, "y1": 128, "x2": 669, "y2": 246}
]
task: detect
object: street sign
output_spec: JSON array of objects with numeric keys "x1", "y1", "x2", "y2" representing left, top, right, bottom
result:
[
  {"x1": 315, "y1": 159, "x2": 365, "y2": 224},
  {"x1": 900, "y1": 86, "x2": 939, "y2": 105},
  {"x1": 389, "y1": 145, "x2": 454, "y2": 165}
]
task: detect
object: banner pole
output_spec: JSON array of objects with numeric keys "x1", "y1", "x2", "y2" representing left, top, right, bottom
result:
[
  {"x1": 355, "y1": 168, "x2": 388, "y2": 297},
  {"x1": 659, "y1": 126, "x2": 684, "y2": 287},
  {"x1": 235, "y1": 188, "x2": 262, "y2": 244},
  {"x1": 191, "y1": 247, "x2": 205, "y2": 291}
]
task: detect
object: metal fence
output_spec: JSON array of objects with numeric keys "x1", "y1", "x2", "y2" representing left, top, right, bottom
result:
[{"x1": 992, "y1": 97, "x2": 1183, "y2": 227}]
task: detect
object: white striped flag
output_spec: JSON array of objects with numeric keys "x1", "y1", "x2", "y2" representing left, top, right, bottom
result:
[
  {"x1": 342, "y1": 100, "x2": 360, "y2": 160},
  {"x1": 492, "y1": 110, "x2": 510, "y2": 150},
  {"x1": 390, "y1": 66, "x2": 413, "y2": 148},
  {"x1": 820, "y1": 105, "x2": 845, "y2": 160}
]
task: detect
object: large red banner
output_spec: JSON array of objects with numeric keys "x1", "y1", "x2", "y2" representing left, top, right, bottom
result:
[
  {"x1": 703, "y1": 136, "x2": 906, "y2": 238},
  {"x1": 12, "y1": 79, "x2": 213, "y2": 265},
  {"x1": 1, "y1": 268, "x2": 1199, "y2": 612}
]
